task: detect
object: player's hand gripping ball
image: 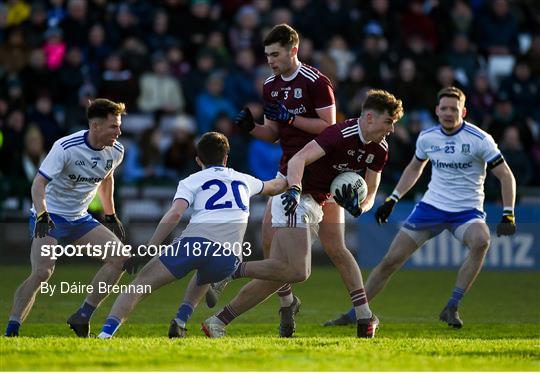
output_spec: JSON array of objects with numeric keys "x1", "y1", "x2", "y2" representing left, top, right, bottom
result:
[
  {"x1": 331, "y1": 172, "x2": 367, "y2": 217},
  {"x1": 264, "y1": 101, "x2": 295, "y2": 125}
]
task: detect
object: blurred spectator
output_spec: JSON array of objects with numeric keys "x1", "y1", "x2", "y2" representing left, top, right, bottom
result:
[
  {"x1": 6, "y1": 0, "x2": 31, "y2": 27},
  {"x1": 0, "y1": 109, "x2": 26, "y2": 177},
  {"x1": 389, "y1": 58, "x2": 432, "y2": 112},
  {"x1": 524, "y1": 34, "x2": 540, "y2": 78},
  {"x1": 166, "y1": 45, "x2": 191, "y2": 79},
  {"x1": 224, "y1": 48, "x2": 258, "y2": 110},
  {"x1": 137, "y1": 52, "x2": 184, "y2": 114},
  {"x1": 468, "y1": 71, "x2": 495, "y2": 127},
  {"x1": 163, "y1": 116, "x2": 198, "y2": 179},
  {"x1": 338, "y1": 63, "x2": 370, "y2": 117},
  {"x1": 446, "y1": 33, "x2": 480, "y2": 86},
  {"x1": 84, "y1": 23, "x2": 111, "y2": 73},
  {"x1": 119, "y1": 37, "x2": 149, "y2": 77},
  {"x1": 228, "y1": 5, "x2": 261, "y2": 53},
  {"x1": 360, "y1": 0, "x2": 400, "y2": 47},
  {"x1": 297, "y1": 37, "x2": 316, "y2": 67},
  {"x1": 5, "y1": 77, "x2": 26, "y2": 110},
  {"x1": 181, "y1": 49, "x2": 216, "y2": 113},
  {"x1": 248, "y1": 139, "x2": 282, "y2": 181},
  {"x1": 206, "y1": 30, "x2": 231, "y2": 68},
  {"x1": 25, "y1": 2, "x2": 48, "y2": 48},
  {"x1": 42, "y1": 26, "x2": 66, "y2": 71},
  {"x1": 57, "y1": 46, "x2": 86, "y2": 106},
  {"x1": 64, "y1": 83, "x2": 95, "y2": 130},
  {"x1": 290, "y1": 0, "x2": 319, "y2": 44},
  {"x1": 27, "y1": 94, "x2": 63, "y2": 150},
  {"x1": 487, "y1": 92, "x2": 534, "y2": 152},
  {"x1": 399, "y1": 34, "x2": 438, "y2": 83},
  {"x1": 312, "y1": 0, "x2": 349, "y2": 47},
  {"x1": 195, "y1": 71, "x2": 236, "y2": 134},
  {"x1": 20, "y1": 49, "x2": 56, "y2": 103},
  {"x1": 400, "y1": 0, "x2": 438, "y2": 51},
  {"x1": 107, "y1": 3, "x2": 141, "y2": 49},
  {"x1": 355, "y1": 25, "x2": 391, "y2": 87},
  {"x1": 123, "y1": 128, "x2": 168, "y2": 184},
  {"x1": 476, "y1": 0, "x2": 519, "y2": 56},
  {"x1": 499, "y1": 58, "x2": 540, "y2": 121},
  {"x1": 179, "y1": 0, "x2": 214, "y2": 57},
  {"x1": 20, "y1": 124, "x2": 46, "y2": 183},
  {"x1": 99, "y1": 53, "x2": 139, "y2": 110},
  {"x1": 450, "y1": 0, "x2": 474, "y2": 36},
  {"x1": 212, "y1": 112, "x2": 249, "y2": 172},
  {"x1": 47, "y1": 0, "x2": 67, "y2": 28},
  {"x1": 325, "y1": 35, "x2": 354, "y2": 83},
  {"x1": 0, "y1": 27, "x2": 29, "y2": 74},
  {"x1": 60, "y1": 0, "x2": 90, "y2": 47},
  {"x1": 145, "y1": 8, "x2": 178, "y2": 53},
  {"x1": 499, "y1": 126, "x2": 532, "y2": 186}
]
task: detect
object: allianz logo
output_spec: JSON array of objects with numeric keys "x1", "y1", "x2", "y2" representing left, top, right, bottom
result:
[{"x1": 411, "y1": 230, "x2": 535, "y2": 268}]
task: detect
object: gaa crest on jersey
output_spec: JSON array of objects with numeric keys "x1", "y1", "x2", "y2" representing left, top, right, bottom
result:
[
  {"x1": 105, "y1": 159, "x2": 113, "y2": 170},
  {"x1": 271, "y1": 91, "x2": 279, "y2": 98},
  {"x1": 294, "y1": 88, "x2": 302, "y2": 99},
  {"x1": 461, "y1": 144, "x2": 470, "y2": 154}
]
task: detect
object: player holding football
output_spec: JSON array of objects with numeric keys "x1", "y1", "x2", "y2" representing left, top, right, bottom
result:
[
  {"x1": 201, "y1": 90, "x2": 403, "y2": 338},
  {"x1": 97, "y1": 132, "x2": 287, "y2": 338},
  {"x1": 205, "y1": 23, "x2": 369, "y2": 338},
  {"x1": 4, "y1": 99, "x2": 129, "y2": 337},
  {"x1": 324, "y1": 87, "x2": 517, "y2": 328}
]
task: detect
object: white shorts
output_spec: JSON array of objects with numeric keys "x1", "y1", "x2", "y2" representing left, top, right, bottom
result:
[{"x1": 271, "y1": 192, "x2": 323, "y2": 234}]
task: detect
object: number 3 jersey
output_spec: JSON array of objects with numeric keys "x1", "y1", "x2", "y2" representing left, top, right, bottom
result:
[
  {"x1": 36, "y1": 130, "x2": 124, "y2": 219},
  {"x1": 415, "y1": 122, "x2": 503, "y2": 212},
  {"x1": 173, "y1": 166, "x2": 264, "y2": 244}
]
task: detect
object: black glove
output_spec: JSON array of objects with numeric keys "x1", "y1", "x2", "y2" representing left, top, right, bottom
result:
[
  {"x1": 375, "y1": 194, "x2": 399, "y2": 225},
  {"x1": 496, "y1": 212, "x2": 516, "y2": 236},
  {"x1": 334, "y1": 184, "x2": 362, "y2": 217},
  {"x1": 233, "y1": 107, "x2": 255, "y2": 132},
  {"x1": 281, "y1": 185, "x2": 302, "y2": 216},
  {"x1": 264, "y1": 102, "x2": 295, "y2": 125},
  {"x1": 34, "y1": 211, "x2": 55, "y2": 238},
  {"x1": 104, "y1": 214, "x2": 126, "y2": 241},
  {"x1": 122, "y1": 255, "x2": 150, "y2": 275}
]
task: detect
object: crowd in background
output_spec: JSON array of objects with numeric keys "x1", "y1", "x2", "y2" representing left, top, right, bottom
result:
[{"x1": 0, "y1": 0, "x2": 539, "y2": 213}]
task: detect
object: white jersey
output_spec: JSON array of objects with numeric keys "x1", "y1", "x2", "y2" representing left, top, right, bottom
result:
[
  {"x1": 173, "y1": 166, "x2": 264, "y2": 245},
  {"x1": 35, "y1": 130, "x2": 124, "y2": 219},
  {"x1": 415, "y1": 122, "x2": 502, "y2": 212}
]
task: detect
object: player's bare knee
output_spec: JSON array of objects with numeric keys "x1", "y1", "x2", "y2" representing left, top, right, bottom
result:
[
  {"x1": 288, "y1": 266, "x2": 310, "y2": 283},
  {"x1": 469, "y1": 236, "x2": 490, "y2": 256},
  {"x1": 380, "y1": 255, "x2": 403, "y2": 272}
]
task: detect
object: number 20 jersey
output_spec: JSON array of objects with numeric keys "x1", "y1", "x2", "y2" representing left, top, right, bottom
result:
[{"x1": 173, "y1": 166, "x2": 264, "y2": 244}]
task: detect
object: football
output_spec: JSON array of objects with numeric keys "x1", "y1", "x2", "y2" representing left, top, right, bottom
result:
[{"x1": 330, "y1": 172, "x2": 368, "y2": 204}]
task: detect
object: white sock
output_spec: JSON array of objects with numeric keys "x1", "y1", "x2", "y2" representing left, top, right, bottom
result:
[
  {"x1": 174, "y1": 318, "x2": 186, "y2": 328},
  {"x1": 279, "y1": 294, "x2": 294, "y2": 307},
  {"x1": 97, "y1": 332, "x2": 112, "y2": 339},
  {"x1": 355, "y1": 304, "x2": 373, "y2": 320},
  {"x1": 209, "y1": 315, "x2": 225, "y2": 327}
]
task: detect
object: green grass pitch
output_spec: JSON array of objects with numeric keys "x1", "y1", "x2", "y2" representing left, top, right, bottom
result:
[{"x1": 1, "y1": 264, "x2": 539, "y2": 371}]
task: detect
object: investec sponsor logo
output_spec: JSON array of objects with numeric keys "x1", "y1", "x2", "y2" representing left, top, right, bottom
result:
[
  {"x1": 411, "y1": 231, "x2": 535, "y2": 268},
  {"x1": 68, "y1": 174, "x2": 104, "y2": 183},
  {"x1": 432, "y1": 159, "x2": 473, "y2": 169}
]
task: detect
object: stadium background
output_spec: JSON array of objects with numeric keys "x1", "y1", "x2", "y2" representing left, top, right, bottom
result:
[{"x1": 0, "y1": 0, "x2": 539, "y2": 266}]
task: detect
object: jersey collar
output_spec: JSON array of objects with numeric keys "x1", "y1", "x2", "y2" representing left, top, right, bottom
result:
[
  {"x1": 439, "y1": 121, "x2": 465, "y2": 136},
  {"x1": 281, "y1": 62, "x2": 302, "y2": 81},
  {"x1": 84, "y1": 130, "x2": 105, "y2": 151},
  {"x1": 356, "y1": 118, "x2": 369, "y2": 144}
]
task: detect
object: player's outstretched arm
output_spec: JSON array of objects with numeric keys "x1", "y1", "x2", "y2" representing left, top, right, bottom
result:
[
  {"x1": 147, "y1": 199, "x2": 189, "y2": 247},
  {"x1": 287, "y1": 140, "x2": 326, "y2": 187},
  {"x1": 98, "y1": 173, "x2": 116, "y2": 215},
  {"x1": 261, "y1": 178, "x2": 288, "y2": 196},
  {"x1": 491, "y1": 161, "x2": 517, "y2": 236},
  {"x1": 360, "y1": 169, "x2": 381, "y2": 213}
]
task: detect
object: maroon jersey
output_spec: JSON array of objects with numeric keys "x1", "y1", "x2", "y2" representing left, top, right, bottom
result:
[
  {"x1": 303, "y1": 118, "x2": 389, "y2": 204},
  {"x1": 263, "y1": 63, "x2": 335, "y2": 174}
]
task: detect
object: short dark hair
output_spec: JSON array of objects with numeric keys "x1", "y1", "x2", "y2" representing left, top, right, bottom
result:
[
  {"x1": 86, "y1": 98, "x2": 126, "y2": 122},
  {"x1": 197, "y1": 132, "x2": 230, "y2": 166},
  {"x1": 362, "y1": 89, "x2": 404, "y2": 122},
  {"x1": 437, "y1": 86, "x2": 466, "y2": 107},
  {"x1": 263, "y1": 24, "x2": 299, "y2": 49}
]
